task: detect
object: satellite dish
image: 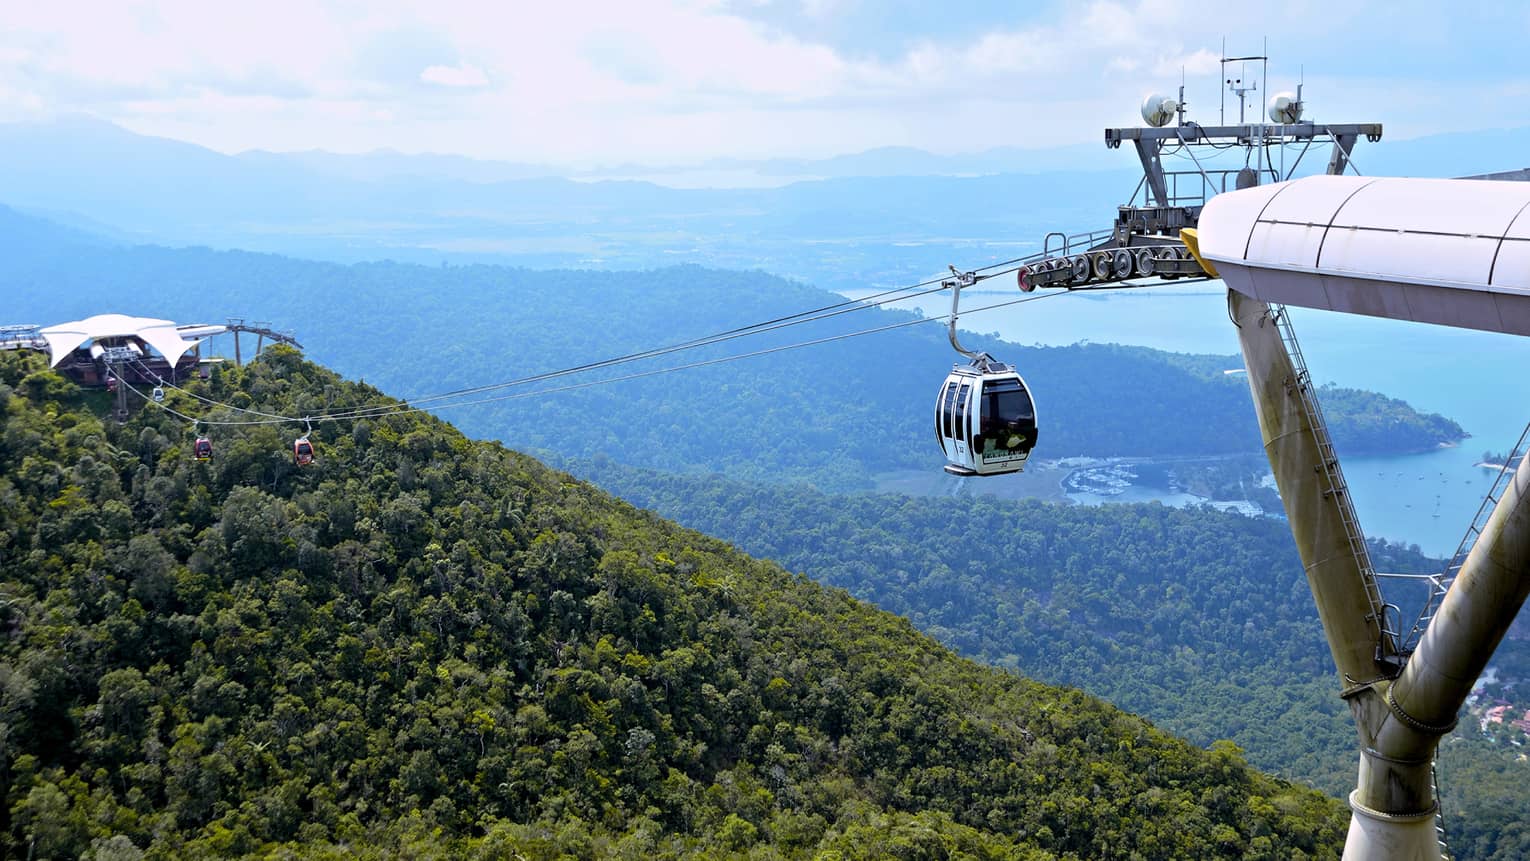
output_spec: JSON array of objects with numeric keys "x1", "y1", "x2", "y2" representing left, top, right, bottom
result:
[
  {"x1": 1268, "y1": 91, "x2": 1303, "y2": 124},
  {"x1": 1141, "y1": 93, "x2": 1178, "y2": 127}
]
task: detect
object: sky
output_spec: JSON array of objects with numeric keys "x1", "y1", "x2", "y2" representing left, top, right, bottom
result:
[{"x1": 2, "y1": 0, "x2": 1527, "y2": 166}]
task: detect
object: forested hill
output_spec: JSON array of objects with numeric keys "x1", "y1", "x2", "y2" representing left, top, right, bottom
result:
[
  {"x1": 0, "y1": 349, "x2": 1346, "y2": 858},
  {"x1": 579, "y1": 463, "x2": 1530, "y2": 860},
  {"x1": 0, "y1": 206, "x2": 1463, "y2": 492},
  {"x1": 577, "y1": 462, "x2": 1426, "y2": 793}
]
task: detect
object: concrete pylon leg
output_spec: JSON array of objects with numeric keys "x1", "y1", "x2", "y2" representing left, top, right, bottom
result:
[
  {"x1": 1344, "y1": 794, "x2": 1440, "y2": 861},
  {"x1": 1350, "y1": 411, "x2": 1530, "y2": 860},
  {"x1": 1229, "y1": 291, "x2": 1385, "y2": 687},
  {"x1": 1229, "y1": 291, "x2": 1440, "y2": 860},
  {"x1": 1232, "y1": 287, "x2": 1530, "y2": 860}
]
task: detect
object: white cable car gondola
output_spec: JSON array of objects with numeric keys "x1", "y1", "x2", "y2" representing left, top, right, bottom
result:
[
  {"x1": 935, "y1": 357, "x2": 1037, "y2": 476},
  {"x1": 934, "y1": 268, "x2": 1038, "y2": 476}
]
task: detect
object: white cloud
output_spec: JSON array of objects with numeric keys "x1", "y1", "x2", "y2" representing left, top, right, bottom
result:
[
  {"x1": 420, "y1": 63, "x2": 489, "y2": 88},
  {"x1": 1155, "y1": 49, "x2": 1220, "y2": 78},
  {"x1": 0, "y1": 0, "x2": 1522, "y2": 164}
]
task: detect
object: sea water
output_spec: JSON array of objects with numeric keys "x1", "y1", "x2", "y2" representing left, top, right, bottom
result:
[{"x1": 849, "y1": 282, "x2": 1530, "y2": 557}]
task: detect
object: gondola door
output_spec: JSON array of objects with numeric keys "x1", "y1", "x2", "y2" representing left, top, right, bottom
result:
[
  {"x1": 934, "y1": 380, "x2": 952, "y2": 460},
  {"x1": 950, "y1": 381, "x2": 972, "y2": 468},
  {"x1": 974, "y1": 376, "x2": 1035, "y2": 474}
]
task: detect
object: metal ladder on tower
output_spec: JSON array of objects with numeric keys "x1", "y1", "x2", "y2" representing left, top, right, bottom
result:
[
  {"x1": 1401, "y1": 420, "x2": 1530, "y2": 653},
  {"x1": 1388, "y1": 425, "x2": 1530, "y2": 861},
  {"x1": 1432, "y1": 759, "x2": 1451, "y2": 860},
  {"x1": 1269, "y1": 304, "x2": 1402, "y2": 655}
]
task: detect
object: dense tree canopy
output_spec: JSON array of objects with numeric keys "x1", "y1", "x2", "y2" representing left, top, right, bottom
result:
[
  {"x1": 581, "y1": 463, "x2": 1408, "y2": 792},
  {"x1": 583, "y1": 462, "x2": 1530, "y2": 861},
  {"x1": 0, "y1": 349, "x2": 1348, "y2": 858}
]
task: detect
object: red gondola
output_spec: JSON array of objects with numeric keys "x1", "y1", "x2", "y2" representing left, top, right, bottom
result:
[
  {"x1": 193, "y1": 437, "x2": 213, "y2": 462},
  {"x1": 293, "y1": 437, "x2": 315, "y2": 466}
]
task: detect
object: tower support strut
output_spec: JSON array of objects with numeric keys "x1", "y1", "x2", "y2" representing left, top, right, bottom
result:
[{"x1": 1233, "y1": 289, "x2": 1530, "y2": 860}]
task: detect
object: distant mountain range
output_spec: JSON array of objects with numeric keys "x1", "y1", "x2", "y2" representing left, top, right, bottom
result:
[
  {"x1": 0, "y1": 115, "x2": 1525, "y2": 290},
  {"x1": 0, "y1": 116, "x2": 1129, "y2": 288},
  {"x1": 231, "y1": 141, "x2": 1116, "y2": 185},
  {"x1": 11, "y1": 113, "x2": 1525, "y2": 189}
]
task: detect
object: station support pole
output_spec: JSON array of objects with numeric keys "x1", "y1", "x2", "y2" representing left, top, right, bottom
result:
[{"x1": 113, "y1": 359, "x2": 129, "y2": 423}]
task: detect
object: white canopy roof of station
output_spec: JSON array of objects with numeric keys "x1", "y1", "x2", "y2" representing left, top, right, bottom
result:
[
  {"x1": 1197, "y1": 176, "x2": 1530, "y2": 335},
  {"x1": 37, "y1": 314, "x2": 226, "y2": 368}
]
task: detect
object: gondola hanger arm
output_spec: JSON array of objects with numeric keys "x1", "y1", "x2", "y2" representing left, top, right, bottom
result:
[{"x1": 946, "y1": 264, "x2": 984, "y2": 361}]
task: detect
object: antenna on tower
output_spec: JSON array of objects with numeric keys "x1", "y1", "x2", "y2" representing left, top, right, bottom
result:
[
  {"x1": 1177, "y1": 66, "x2": 1187, "y2": 126},
  {"x1": 1219, "y1": 38, "x2": 1225, "y2": 124},
  {"x1": 1221, "y1": 47, "x2": 1265, "y2": 125}
]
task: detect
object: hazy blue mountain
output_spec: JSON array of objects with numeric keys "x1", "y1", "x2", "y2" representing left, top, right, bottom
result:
[
  {"x1": 0, "y1": 117, "x2": 1133, "y2": 290},
  {"x1": 2, "y1": 114, "x2": 1525, "y2": 301},
  {"x1": 0, "y1": 116, "x2": 675, "y2": 234},
  {"x1": 607, "y1": 142, "x2": 1117, "y2": 180},
  {"x1": 234, "y1": 147, "x2": 558, "y2": 184},
  {"x1": 239, "y1": 139, "x2": 1116, "y2": 186},
  {"x1": 5, "y1": 116, "x2": 1521, "y2": 293},
  {"x1": 8, "y1": 205, "x2": 143, "y2": 244},
  {"x1": 0, "y1": 203, "x2": 109, "y2": 250},
  {"x1": 0, "y1": 115, "x2": 317, "y2": 230}
]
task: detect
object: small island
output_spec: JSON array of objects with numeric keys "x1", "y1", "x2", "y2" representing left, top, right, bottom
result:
[{"x1": 1476, "y1": 450, "x2": 1523, "y2": 470}]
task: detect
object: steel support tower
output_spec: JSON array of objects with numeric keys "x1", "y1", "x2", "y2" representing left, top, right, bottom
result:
[{"x1": 988, "y1": 68, "x2": 1530, "y2": 854}]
